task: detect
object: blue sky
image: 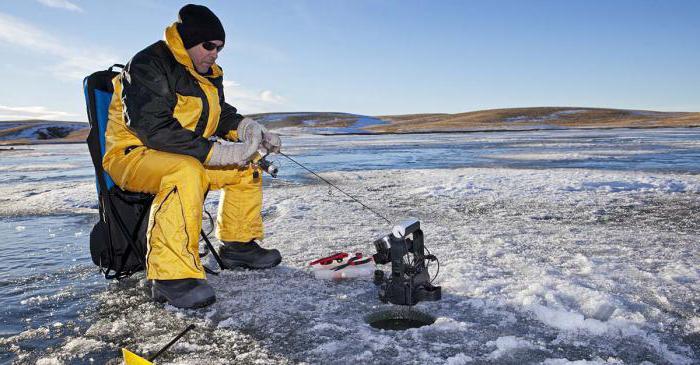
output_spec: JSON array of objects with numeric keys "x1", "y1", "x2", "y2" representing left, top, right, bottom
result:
[{"x1": 0, "y1": 0, "x2": 698, "y2": 121}]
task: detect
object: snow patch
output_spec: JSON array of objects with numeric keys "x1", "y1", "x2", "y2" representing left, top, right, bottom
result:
[
  {"x1": 445, "y1": 353, "x2": 473, "y2": 364},
  {"x1": 35, "y1": 358, "x2": 64, "y2": 365},
  {"x1": 486, "y1": 336, "x2": 541, "y2": 359},
  {"x1": 542, "y1": 358, "x2": 625, "y2": 364}
]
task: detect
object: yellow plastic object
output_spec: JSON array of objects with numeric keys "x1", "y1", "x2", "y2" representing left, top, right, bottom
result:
[{"x1": 122, "y1": 348, "x2": 153, "y2": 365}]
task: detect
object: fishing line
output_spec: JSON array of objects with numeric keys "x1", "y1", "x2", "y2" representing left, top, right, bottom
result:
[
  {"x1": 278, "y1": 151, "x2": 392, "y2": 225},
  {"x1": 276, "y1": 150, "x2": 442, "y2": 316}
]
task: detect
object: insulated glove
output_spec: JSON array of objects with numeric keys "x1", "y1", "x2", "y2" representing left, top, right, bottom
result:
[
  {"x1": 237, "y1": 117, "x2": 282, "y2": 153},
  {"x1": 262, "y1": 130, "x2": 282, "y2": 153},
  {"x1": 206, "y1": 142, "x2": 258, "y2": 167}
]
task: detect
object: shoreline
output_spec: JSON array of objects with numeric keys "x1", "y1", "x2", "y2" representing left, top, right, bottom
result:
[
  {"x1": 318, "y1": 124, "x2": 700, "y2": 136},
  {"x1": 1, "y1": 125, "x2": 699, "y2": 146}
]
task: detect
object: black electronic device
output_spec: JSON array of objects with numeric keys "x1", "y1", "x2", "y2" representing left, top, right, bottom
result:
[{"x1": 372, "y1": 219, "x2": 441, "y2": 306}]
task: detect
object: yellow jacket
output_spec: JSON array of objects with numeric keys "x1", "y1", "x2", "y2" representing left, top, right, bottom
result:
[{"x1": 104, "y1": 22, "x2": 242, "y2": 169}]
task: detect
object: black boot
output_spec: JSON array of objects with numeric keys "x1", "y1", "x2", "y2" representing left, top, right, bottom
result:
[
  {"x1": 219, "y1": 241, "x2": 282, "y2": 270},
  {"x1": 151, "y1": 279, "x2": 216, "y2": 309}
]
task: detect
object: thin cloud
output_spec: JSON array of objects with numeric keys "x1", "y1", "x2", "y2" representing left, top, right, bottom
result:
[
  {"x1": 36, "y1": 0, "x2": 84, "y2": 13},
  {"x1": 0, "y1": 104, "x2": 77, "y2": 121},
  {"x1": 0, "y1": 12, "x2": 119, "y2": 81},
  {"x1": 223, "y1": 80, "x2": 287, "y2": 114},
  {"x1": 260, "y1": 90, "x2": 286, "y2": 104}
]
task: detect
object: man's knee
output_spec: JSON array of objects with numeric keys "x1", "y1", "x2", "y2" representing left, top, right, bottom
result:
[{"x1": 170, "y1": 156, "x2": 209, "y2": 188}]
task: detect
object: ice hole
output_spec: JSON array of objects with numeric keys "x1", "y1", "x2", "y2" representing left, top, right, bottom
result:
[{"x1": 366, "y1": 308, "x2": 435, "y2": 330}]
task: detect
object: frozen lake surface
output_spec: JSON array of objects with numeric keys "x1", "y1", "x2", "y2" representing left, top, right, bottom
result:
[{"x1": 1, "y1": 128, "x2": 699, "y2": 364}]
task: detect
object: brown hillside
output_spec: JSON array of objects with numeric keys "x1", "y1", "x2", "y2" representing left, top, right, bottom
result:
[{"x1": 372, "y1": 107, "x2": 700, "y2": 132}]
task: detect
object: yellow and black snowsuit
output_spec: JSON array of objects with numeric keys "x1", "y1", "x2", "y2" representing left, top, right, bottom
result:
[{"x1": 103, "y1": 23, "x2": 263, "y2": 280}]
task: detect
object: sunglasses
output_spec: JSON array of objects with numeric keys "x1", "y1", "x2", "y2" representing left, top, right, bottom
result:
[{"x1": 202, "y1": 41, "x2": 224, "y2": 52}]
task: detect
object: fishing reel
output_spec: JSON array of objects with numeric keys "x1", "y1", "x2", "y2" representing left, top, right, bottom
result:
[
  {"x1": 373, "y1": 219, "x2": 441, "y2": 306},
  {"x1": 251, "y1": 151, "x2": 278, "y2": 178}
]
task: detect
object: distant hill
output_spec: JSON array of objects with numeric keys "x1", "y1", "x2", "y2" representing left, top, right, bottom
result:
[
  {"x1": 0, "y1": 120, "x2": 89, "y2": 145},
  {"x1": 250, "y1": 112, "x2": 388, "y2": 134},
  {"x1": 252, "y1": 108, "x2": 700, "y2": 134},
  {"x1": 373, "y1": 107, "x2": 700, "y2": 133},
  {"x1": 2, "y1": 107, "x2": 699, "y2": 145}
]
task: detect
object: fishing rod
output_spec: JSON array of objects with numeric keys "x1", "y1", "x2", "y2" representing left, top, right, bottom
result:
[
  {"x1": 122, "y1": 324, "x2": 196, "y2": 364},
  {"x1": 148, "y1": 324, "x2": 196, "y2": 362}
]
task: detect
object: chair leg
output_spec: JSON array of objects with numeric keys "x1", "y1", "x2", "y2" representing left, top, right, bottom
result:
[{"x1": 201, "y1": 230, "x2": 225, "y2": 271}]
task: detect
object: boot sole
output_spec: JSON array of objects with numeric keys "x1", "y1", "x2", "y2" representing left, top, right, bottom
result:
[
  {"x1": 152, "y1": 291, "x2": 216, "y2": 309},
  {"x1": 223, "y1": 256, "x2": 282, "y2": 270}
]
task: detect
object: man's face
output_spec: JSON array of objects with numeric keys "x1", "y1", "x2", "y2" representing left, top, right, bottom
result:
[{"x1": 186, "y1": 40, "x2": 224, "y2": 73}]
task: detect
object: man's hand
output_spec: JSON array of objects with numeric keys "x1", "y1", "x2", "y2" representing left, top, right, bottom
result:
[
  {"x1": 262, "y1": 130, "x2": 281, "y2": 153},
  {"x1": 206, "y1": 142, "x2": 258, "y2": 167},
  {"x1": 237, "y1": 117, "x2": 282, "y2": 153}
]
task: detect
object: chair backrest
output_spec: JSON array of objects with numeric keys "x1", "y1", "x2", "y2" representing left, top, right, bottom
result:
[
  {"x1": 83, "y1": 64, "x2": 152, "y2": 280},
  {"x1": 83, "y1": 65, "x2": 123, "y2": 193}
]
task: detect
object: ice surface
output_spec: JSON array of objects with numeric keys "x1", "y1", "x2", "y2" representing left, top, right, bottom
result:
[
  {"x1": 1, "y1": 130, "x2": 699, "y2": 363},
  {"x1": 486, "y1": 336, "x2": 542, "y2": 359},
  {"x1": 18, "y1": 166, "x2": 690, "y2": 363},
  {"x1": 0, "y1": 180, "x2": 97, "y2": 215},
  {"x1": 542, "y1": 358, "x2": 625, "y2": 364}
]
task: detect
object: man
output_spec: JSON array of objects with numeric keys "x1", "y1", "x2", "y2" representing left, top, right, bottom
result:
[{"x1": 102, "y1": 4, "x2": 281, "y2": 309}]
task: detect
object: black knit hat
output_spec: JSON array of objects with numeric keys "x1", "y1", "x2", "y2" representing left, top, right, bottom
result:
[{"x1": 176, "y1": 4, "x2": 225, "y2": 49}]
